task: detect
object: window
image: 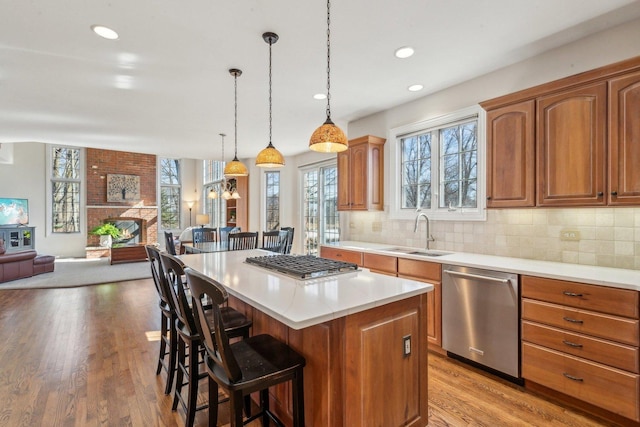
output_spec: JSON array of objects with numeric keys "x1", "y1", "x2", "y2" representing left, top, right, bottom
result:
[
  {"x1": 301, "y1": 162, "x2": 339, "y2": 255},
  {"x1": 203, "y1": 160, "x2": 226, "y2": 228},
  {"x1": 391, "y1": 106, "x2": 486, "y2": 221},
  {"x1": 265, "y1": 171, "x2": 280, "y2": 230},
  {"x1": 160, "y1": 158, "x2": 181, "y2": 230},
  {"x1": 51, "y1": 147, "x2": 81, "y2": 233}
]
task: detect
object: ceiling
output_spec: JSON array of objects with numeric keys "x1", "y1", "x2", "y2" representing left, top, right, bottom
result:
[{"x1": 2, "y1": 0, "x2": 640, "y2": 161}]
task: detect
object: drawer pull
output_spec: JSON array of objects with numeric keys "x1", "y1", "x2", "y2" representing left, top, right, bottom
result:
[
  {"x1": 563, "y1": 373, "x2": 584, "y2": 382},
  {"x1": 563, "y1": 316, "x2": 584, "y2": 324},
  {"x1": 562, "y1": 291, "x2": 583, "y2": 297},
  {"x1": 562, "y1": 340, "x2": 583, "y2": 348}
]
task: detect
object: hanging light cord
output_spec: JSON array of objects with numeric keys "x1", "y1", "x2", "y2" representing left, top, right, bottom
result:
[
  {"x1": 325, "y1": 0, "x2": 332, "y2": 120},
  {"x1": 268, "y1": 37, "x2": 273, "y2": 146},
  {"x1": 233, "y1": 74, "x2": 239, "y2": 158}
]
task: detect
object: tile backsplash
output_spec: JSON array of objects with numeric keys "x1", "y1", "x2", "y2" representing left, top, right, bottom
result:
[{"x1": 345, "y1": 208, "x2": 640, "y2": 270}]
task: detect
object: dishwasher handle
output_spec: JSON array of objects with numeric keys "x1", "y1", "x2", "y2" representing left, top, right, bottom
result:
[{"x1": 443, "y1": 269, "x2": 511, "y2": 284}]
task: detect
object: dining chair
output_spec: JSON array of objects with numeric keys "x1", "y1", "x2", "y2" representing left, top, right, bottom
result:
[
  {"x1": 218, "y1": 226, "x2": 240, "y2": 244},
  {"x1": 192, "y1": 227, "x2": 217, "y2": 244},
  {"x1": 164, "y1": 231, "x2": 177, "y2": 255},
  {"x1": 159, "y1": 252, "x2": 252, "y2": 427},
  {"x1": 280, "y1": 227, "x2": 295, "y2": 254},
  {"x1": 144, "y1": 244, "x2": 177, "y2": 395},
  {"x1": 261, "y1": 230, "x2": 287, "y2": 253},
  {"x1": 184, "y1": 267, "x2": 306, "y2": 427},
  {"x1": 227, "y1": 231, "x2": 258, "y2": 251}
]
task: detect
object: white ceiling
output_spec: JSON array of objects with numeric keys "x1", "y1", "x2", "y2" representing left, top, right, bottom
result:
[{"x1": 2, "y1": 0, "x2": 640, "y2": 161}]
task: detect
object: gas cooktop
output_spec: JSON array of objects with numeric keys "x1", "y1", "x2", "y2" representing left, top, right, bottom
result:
[{"x1": 245, "y1": 254, "x2": 359, "y2": 280}]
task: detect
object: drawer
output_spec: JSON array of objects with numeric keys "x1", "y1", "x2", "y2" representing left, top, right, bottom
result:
[
  {"x1": 319, "y1": 247, "x2": 362, "y2": 266},
  {"x1": 522, "y1": 342, "x2": 640, "y2": 421},
  {"x1": 522, "y1": 299, "x2": 639, "y2": 346},
  {"x1": 522, "y1": 320, "x2": 639, "y2": 373},
  {"x1": 397, "y1": 258, "x2": 441, "y2": 282},
  {"x1": 522, "y1": 276, "x2": 639, "y2": 318},
  {"x1": 363, "y1": 253, "x2": 397, "y2": 276}
]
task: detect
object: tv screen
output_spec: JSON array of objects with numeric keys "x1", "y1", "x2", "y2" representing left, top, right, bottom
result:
[{"x1": 0, "y1": 198, "x2": 29, "y2": 225}]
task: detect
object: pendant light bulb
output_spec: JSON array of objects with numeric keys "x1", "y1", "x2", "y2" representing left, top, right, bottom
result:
[
  {"x1": 224, "y1": 69, "x2": 249, "y2": 176},
  {"x1": 256, "y1": 32, "x2": 285, "y2": 168},
  {"x1": 309, "y1": 0, "x2": 348, "y2": 153}
]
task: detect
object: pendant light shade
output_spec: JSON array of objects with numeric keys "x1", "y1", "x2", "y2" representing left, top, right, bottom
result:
[
  {"x1": 256, "y1": 32, "x2": 285, "y2": 168},
  {"x1": 224, "y1": 69, "x2": 249, "y2": 176},
  {"x1": 309, "y1": 0, "x2": 348, "y2": 153}
]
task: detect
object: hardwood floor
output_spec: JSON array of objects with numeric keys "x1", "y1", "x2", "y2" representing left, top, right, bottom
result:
[{"x1": 0, "y1": 279, "x2": 621, "y2": 426}]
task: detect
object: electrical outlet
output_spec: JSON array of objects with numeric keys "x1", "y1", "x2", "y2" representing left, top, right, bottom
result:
[
  {"x1": 560, "y1": 228, "x2": 581, "y2": 241},
  {"x1": 403, "y1": 335, "x2": 411, "y2": 357}
]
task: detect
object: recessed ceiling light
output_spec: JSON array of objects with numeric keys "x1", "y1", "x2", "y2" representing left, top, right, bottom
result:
[
  {"x1": 394, "y1": 46, "x2": 414, "y2": 59},
  {"x1": 91, "y1": 25, "x2": 119, "y2": 40},
  {"x1": 313, "y1": 93, "x2": 327, "y2": 100},
  {"x1": 408, "y1": 84, "x2": 423, "y2": 92}
]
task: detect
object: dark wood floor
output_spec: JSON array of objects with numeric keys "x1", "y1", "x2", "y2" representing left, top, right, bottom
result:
[{"x1": 0, "y1": 278, "x2": 618, "y2": 426}]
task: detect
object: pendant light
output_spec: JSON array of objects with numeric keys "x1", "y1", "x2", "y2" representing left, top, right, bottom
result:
[
  {"x1": 224, "y1": 68, "x2": 249, "y2": 177},
  {"x1": 256, "y1": 32, "x2": 285, "y2": 168},
  {"x1": 309, "y1": 0, "x2": 348, "y2": 153}
]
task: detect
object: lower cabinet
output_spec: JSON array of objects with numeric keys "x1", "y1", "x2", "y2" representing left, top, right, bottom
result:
[
  {"x1": 0, "y1": 226, "x2": 35, "y2": 253},
  {"x1": 319, "y1": 246, "x2": 363, "y2": 266},
  {"x1": 521, "y1": 276, "x2": 640, "y2": 422}
]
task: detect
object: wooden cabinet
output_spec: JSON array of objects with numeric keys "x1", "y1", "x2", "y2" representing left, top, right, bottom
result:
[
  {"x1": 0, "y1": 226, "x2": 35, "y2": 253},
  {"x1": 609, "y1": 70, "x2": 640, "y2": 205},
  {"x1": 521, "y1": 275, "x2": 640, "y2": 421},
  {"x1": 537, "y1": 83, "x2": 607, "y2": 206},
  {"x1": 319, "y1": 246, "x2": 363, "y2": 266},
  {"x1": 337, "y1": 135, "x2": 385, "y2": 211},
  {"x1": 486, "y1": 100, "x2": 535, "y2": 207},
  {"x1": 362, "y1": 253, "x2": 397, "y2": 276},
  {"x1": 481, "y1": 55, "x2": 640, "y2": 208},
  {"x1": 226, "y1": 176, "x2": 248, "y2": 231},
  {"x1": 397, "y1": 258, "x2": 442, "y2": 349}
]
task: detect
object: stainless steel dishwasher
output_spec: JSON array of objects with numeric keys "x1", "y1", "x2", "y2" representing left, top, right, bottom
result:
[{"x1": 442, "y1": 264, "x2": 520, "y2": 380}]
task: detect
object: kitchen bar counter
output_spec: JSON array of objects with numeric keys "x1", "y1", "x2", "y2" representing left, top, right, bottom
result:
[
  {"x1": 325, "y1": 241, "x2": 640, "y2": 291},
  {"x1": 179, "y1": 249, "x2": 432, "y2": 330},
  {"x1": 179, "y1": 249, "x2": 432, "y2": 426}
]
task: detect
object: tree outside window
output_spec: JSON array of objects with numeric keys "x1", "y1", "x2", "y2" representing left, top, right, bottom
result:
[
  {"x1": 51, "y1": 147, "x2": 81, "y2": 233},
  {"x1": 160, "y1": 158, "x2": 181, "y2": 229},
  {"x1": 265, "y1": 171, "x2": 280, "y2": 230}
]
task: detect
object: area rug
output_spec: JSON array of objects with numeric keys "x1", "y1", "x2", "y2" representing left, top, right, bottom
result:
[{"x1": 0, "y1": 257, "x2": 152, "y2": 290}]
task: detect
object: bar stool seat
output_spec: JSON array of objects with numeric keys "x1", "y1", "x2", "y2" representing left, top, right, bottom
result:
[{"x1": 185, "y1": 267, "x2": 306, "y2": 427}]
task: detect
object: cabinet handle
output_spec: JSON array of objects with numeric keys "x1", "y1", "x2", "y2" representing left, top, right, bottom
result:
[
  {"x1": 563, "y1": 373, "x2": 584, "y2": 382},
  {"x1": 486, "y1": 196, "x2": 492, "y2": 200},
  {"x1": 597, "y1": 192, "x2": 604, "y2": 197},
  {"x1": 562, "y1": 291, "x2": 583, "y2": 297},
  {"x1": 611, "y1": 191, "x2": 618, "y2": 196},
  {"x1": 563, "y1": 316, "x2": 584, "y2": 324},
  {"x1": 562, "y1": 340, "x2": 583, "y2": 348}
]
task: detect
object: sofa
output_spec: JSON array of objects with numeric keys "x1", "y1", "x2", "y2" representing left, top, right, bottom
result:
[{"x1": 0, "y1": 250, "x2": 55, "y2": 283}]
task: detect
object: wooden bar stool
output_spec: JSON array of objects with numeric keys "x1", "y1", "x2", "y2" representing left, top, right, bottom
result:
[
  {"x1": 185, "y1": 267, "x2": 306, "y2": 427},
  {"x1": 160, "y1": 253, "x2": 252, "y2": 427}
]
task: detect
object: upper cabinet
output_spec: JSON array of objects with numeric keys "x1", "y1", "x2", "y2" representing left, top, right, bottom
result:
[
  {"x1": 486, "y1": 100, "x2": 535, "y2": 207},
  {"x1": 481, "y1": 56, "x2": 640, "y2": 208},
  {"x1": 337, "y1": 135, "x2": 386, "y2": 211}
]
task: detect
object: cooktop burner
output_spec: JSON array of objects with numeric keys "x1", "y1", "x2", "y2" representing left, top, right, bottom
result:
[{"x1": 245, "y1": 254, "x2": 359, "y2": 280}]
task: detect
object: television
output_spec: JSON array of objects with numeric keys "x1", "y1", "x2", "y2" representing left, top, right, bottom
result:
[{"x1": 0, "y1": 198, "x2": 29, "y2": 226}]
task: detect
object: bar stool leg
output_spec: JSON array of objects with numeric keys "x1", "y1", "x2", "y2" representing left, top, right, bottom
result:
[
  {"x1": 292, "y1": 370, "x2": 305, "y2": 427},
  {"x1": 173, "y1": 337, "x2": 186, "y2": 410},
  {"x1": 229, "y1": 390, "x2": 244, "y2": 427},
  {"x1": 185, "y1": 339, "x2": 200, "y2": 427},
  {"x1": 208, "y1": 376, "x2": 218, "y2": 427},
  {"x1": 165, "y1": 314, "x2": 178, "y2": 395}
]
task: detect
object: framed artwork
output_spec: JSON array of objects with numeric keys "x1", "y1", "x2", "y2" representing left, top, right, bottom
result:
[{"x1": 107, "y1": 174, "x2": 140, "y2": 202}]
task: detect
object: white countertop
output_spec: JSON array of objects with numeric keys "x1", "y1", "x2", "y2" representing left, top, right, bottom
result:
[
  {"x1": 328, "y1": 241, "x2": 640, "y2": 291},
  {"x1": 178, "y1": 249, "x2": 433, "y2": 330}
]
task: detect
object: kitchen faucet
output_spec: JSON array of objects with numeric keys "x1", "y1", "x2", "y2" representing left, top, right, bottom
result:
[{"x1": 414, "y1": 210, "x2": 435, "y2": 250}]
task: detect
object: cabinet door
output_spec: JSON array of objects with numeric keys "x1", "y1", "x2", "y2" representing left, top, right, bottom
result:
[
  {"x1": 609, "y1": 71, "x2": 640, "y2": 205},
  {"x1": 349, "y1": 143, "x2": 368, "y2": 210},
  {"x1": 486, "y1": 100, "x2": 535, "y2": 207},
  {"x1": 337, "y1": 150, "x2": 351, "y2": 210},
  {"x1": 537, "y1": 82, "x2": 607, "y2": 206}
]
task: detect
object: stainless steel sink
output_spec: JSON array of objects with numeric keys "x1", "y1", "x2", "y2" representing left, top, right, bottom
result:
[{"x1": 380, "y1": 247, "x2": 453, "y2": 257}]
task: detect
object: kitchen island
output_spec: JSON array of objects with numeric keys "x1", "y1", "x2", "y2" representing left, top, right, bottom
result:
[{"x1": 179, "y1": 249, "x2": 433, "y2": 427}]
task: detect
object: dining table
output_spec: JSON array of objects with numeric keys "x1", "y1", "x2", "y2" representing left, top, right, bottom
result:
[{"x1": 182, "y1": 241, "x2": 229, "y2": 254}]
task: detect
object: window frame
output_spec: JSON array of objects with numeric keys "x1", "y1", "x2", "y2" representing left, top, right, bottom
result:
[
  {"x1": 202, "y1": 160, "x2": 226, "y2": 229},
  {"x1": 47, "y1": 145, "x2": 84, "y2": 235},
  {"x1": 159, "y1": 158, "x2": 182, "y2": 231},
  {"x1": 389, "y1": 105, "x2": 486, "y2": 221}
]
